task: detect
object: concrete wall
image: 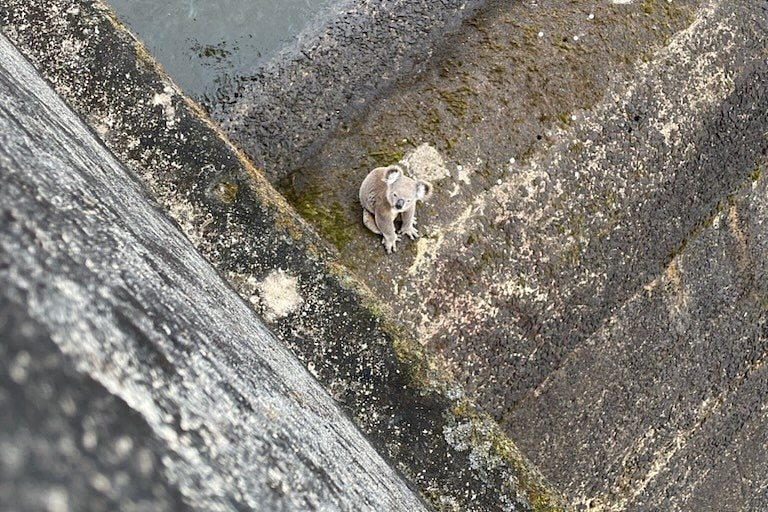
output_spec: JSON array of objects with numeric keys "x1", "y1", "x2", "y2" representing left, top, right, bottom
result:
[{"x1": 0, "y1": 32, "x2": 428, "y2": 512}]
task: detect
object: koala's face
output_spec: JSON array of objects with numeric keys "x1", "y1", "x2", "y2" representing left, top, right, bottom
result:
[{"x1": 383, "y1": 166, "x2": 432, "y2": 212}]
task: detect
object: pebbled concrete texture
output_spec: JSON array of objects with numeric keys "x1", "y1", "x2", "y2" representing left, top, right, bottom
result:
[
  {"x1": 510, "y1": 167, "x2": 768, "y2": 510},
  {"x1": 267, "y1": 0, "x2": 768, "y2": 509},
  {"x1": 0, "y1": 1, "x2": 562, "y2": 510},
  {"x1": 4, "y1": 0, "x2": 767, "y2": 509},
  {"x1": 211, "y1": 0, "x2": 486, "y2": 178}
]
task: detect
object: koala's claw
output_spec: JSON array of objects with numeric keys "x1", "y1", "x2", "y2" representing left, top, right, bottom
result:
[
  {"x1": 400, "y1": 226, "x2": 419, "y2": 240},
  {"x1": 382, "y1": 236, "x2": 400, "y2": 253}
]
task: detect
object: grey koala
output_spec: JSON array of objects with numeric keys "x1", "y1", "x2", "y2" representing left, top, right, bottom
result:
[{"x1": 358, "y1": 164, "x2": 433, "y2": 253}]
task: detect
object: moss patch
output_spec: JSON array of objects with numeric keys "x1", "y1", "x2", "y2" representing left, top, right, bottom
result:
[
  {"x1": 283, "y1": 183, "x2": 355, "y2": 251},
  {"x1": 210, "y1": 178, "x2": 239, "y2": 204},
  {"x1": 367, "y1": 147, "x2": 405, "y2": 167}
]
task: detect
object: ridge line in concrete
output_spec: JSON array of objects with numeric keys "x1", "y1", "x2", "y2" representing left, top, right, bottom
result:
[{"x1": 0, "y1": 1, "x2": 565, "y2": 510}]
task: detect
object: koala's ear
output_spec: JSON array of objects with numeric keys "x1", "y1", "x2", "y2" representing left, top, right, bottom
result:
[
  {"x1": 416, "y1": 181, "x2": 433, "y2": 201},
  {"x1": 382, "y1": 166, "x2": 403, "y2": 185}
]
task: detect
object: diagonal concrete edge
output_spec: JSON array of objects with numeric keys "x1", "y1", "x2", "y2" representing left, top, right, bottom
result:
[
  {"x1": 509, "y1": 163, "x2": 768, "y2": 510},
  {"x1": 0, "y1": 1, "x2": 565, "y2": 510},
  {"x1": 0, "y1": 32, "x2": 430, "y2": 511}
]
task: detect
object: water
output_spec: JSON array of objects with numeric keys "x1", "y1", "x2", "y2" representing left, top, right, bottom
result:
[{"x1": 107, "y1": 0, "x2": 338, "y2": 104}]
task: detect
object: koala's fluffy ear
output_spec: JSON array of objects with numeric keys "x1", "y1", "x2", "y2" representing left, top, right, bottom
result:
[
  {"x1": 382, "y1": 165, "x2": 403, "y2": 185},
  {"x1": 416, "y1": 181, "x2": 433, "y2": 201}
]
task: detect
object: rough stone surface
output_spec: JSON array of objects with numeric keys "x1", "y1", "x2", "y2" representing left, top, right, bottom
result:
[
  {"x1": 0, "y1": 32, "x2": 429, "y2": 512},
  {"x1": 511, "y1": 167, "x2": 768, "y2": 510},
  {"x1": 0, "y1": 297, "x2": 186, "y2": 512},
  {"x1": 0, "y1": 2, "x2": 562, "y2": 510},
  {"x1": 275, "y1": 0, "x2": 768, "y2": 509},
  {"x1": 7, "y1": 0, "x2": 762, "y2": 509},
  {"x1": 211, "y1": 0, "x2": 486, "y2": 178}
]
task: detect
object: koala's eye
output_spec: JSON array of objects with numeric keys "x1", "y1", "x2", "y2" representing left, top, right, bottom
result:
[{"x1": 393, "y1": 193, "x2": 398, "y2": 198}]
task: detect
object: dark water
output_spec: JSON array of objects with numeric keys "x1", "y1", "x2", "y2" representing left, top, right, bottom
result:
[{"x1": 107, "y1": 0, "x2": 340, "y2": 104}]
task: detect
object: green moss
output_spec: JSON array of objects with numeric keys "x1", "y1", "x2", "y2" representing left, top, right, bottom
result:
[
  {"x1": 368, "y1": 147, "x2": 404, "y2": 167},
  {"x1": 570, "y1": 141, "x2": 584, "y2": 154},
  {"x1": 521, "y1": 24, "x2": 540, "y2": 45},
  {"x1": 639, "y1": 0, "x2": 692, "y2": 20},
  {"x1": 562, "y1": 243, "x2": 581, "y2": 266},
  {"x1": 438, "y1": 86, "x2": 476, "y2": 118},
  {"x1": 391, "y1": 335, "x2": 431, "y2": 388},
  {"x1": 415, "y1": 107, "x2": 460, "y2": 155},
  {"x1": 449, "y1": 403, "x2": 565, "y2": 512},
  {"x1": 750, "y1": 166, "x2": 762, "y2": 182},
  {"x1": 282, "y1": 183, "x2": 354, "y2": 251}
]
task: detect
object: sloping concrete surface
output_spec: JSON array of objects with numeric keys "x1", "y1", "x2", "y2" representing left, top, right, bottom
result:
[
  {"x1": 265, "y1": 0, "x2": 768, "y2": 509},
  {"x1": 1, "y1": 297, "x2": 187, "y2": 512},
  {"x1": 0, "y1": 1, "x2": 562, "y2": 510},
  {"x1": 511, "y1": 168, "x2": 768, "y2": 510},
  {"x1": 0, "y1": 33, "x2": 429, "y2": 511},
  {"x1": 211, "y1": 0, "x2": 486, "y2": 178},
  {"x1": 3, "y1": 0, "x2": 766, "y2": 509}
]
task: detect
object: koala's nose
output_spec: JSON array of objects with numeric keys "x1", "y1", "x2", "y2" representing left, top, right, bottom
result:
[{"x1": 395, "y1": 199, "x2": 405, "y2": 210}]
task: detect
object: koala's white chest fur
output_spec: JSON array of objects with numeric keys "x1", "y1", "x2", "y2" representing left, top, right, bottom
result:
[{"x1": 358, "y1": 165, "x2": 433, "y2": 254}]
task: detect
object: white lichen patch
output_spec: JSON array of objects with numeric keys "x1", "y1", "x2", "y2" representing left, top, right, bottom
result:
[
  {"x1": 152, "y1": 86, "x2": 177, "y2": 128},
  {"x1": 93, "y1": 110, "x2": 117, "y2": 138},
  {"x1": 255, "y1": 269, "x2": 303, "y2": 322},
  {"x1": 44, "y1": 487, "x2": 70, "y2": 512},
  {"x1": 456, "y1": 165, "x2": 472, "y2": 185},
  {"x1": 401, "y1": 143, "x2": 450, "y2": 182}
]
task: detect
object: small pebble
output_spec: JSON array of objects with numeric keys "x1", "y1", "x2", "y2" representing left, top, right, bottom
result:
[
  {"x1": 537, "y1": 31, "x2": 544, "y2": 38},
  {"x1": 588, "y1": 13, "x2": 595, "y2": 19},
  {"x1": 573, "y1": 35, "x2": 579, "y2": 41}
]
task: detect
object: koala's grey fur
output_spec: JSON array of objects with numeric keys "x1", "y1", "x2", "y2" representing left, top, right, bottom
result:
[{"x1": 359, "y1": 164, "x2": 433, "y2": 253}]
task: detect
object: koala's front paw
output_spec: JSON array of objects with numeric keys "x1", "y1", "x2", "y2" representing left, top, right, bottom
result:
[
  {"x1": 400, "y1": 225, "x2": 419, "y2": 240},
  {"x1": 382, "y1": 235, "x2": 400, "y2": 254}
]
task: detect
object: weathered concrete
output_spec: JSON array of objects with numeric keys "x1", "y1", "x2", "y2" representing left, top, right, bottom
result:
[
  {"x1": 7, "y1": 0, "x2": 762, "y2": 508},
  {"x1": 1, "y1": 297, "x2": 186, "y2": 512},
  {"x1": 211, "y1": 0, "x2": 486, "y2": 178},
  {"x1": 0, "y1": 1, "x2": 563, "y2": 510},
  {"x1": 0, "y1": 32, "x2": 429, "y2": 511},
  {"x1": 510, "y1": 166, "x2": 768, "y2": 510},
  {"x1": 271, "y1": 0, "x2": 768, "y2": 509}
]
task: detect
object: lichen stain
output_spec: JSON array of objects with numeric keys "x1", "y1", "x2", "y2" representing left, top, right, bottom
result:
[{"x1": 256, "y1": 269, "x2": 304, "y2": 322}]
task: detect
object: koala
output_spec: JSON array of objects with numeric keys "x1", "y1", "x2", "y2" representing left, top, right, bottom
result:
[{"x1": 358, "y1": 164, "x2": 433, "y2": 253}]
